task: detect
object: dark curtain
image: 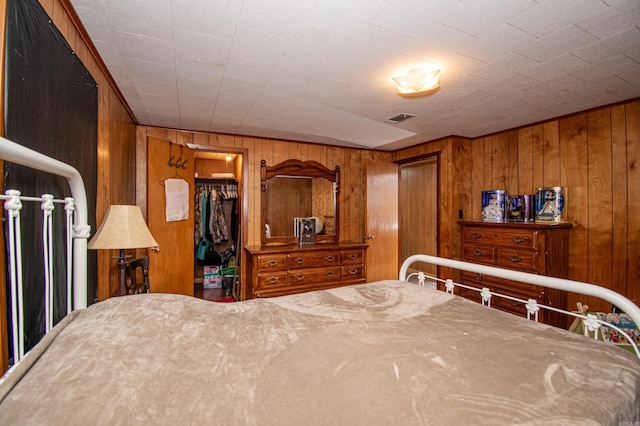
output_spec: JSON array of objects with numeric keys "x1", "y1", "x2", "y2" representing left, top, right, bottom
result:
[{"x1": 3, "y1": 0, "x2": 98, "y2": 356}]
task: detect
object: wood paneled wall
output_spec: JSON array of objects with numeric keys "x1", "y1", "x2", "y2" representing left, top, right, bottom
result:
[
  {"x1": 136, "y1": 127, "x2": 393, "y2": 250},
  {"x1": 36, "y1": 0, "x2": 137, "y2": 300},
  {"x1": 467, "y1": 100, "x2": 639, "y2": 310},
  {"x1": 395, "y1": 100, "x2": 640, "y2": 310}
]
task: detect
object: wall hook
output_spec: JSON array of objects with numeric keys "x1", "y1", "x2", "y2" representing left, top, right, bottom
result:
[
  {"x1": 174, "y1": 144, "x2": 184, "y2": 168},
  {"x1": 168, "y1": 142, "x2": 175, "y2": 167}
]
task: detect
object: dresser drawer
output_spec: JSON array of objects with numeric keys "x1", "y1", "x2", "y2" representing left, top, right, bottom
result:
[
  {"x1": 341, "y1": 249, "x2": 365, "y2": 265},
  {"x1": 461, "y1": 272, "x2": 540, "y2": 299},
  {"x1": 341, "y1": 264, "x2": 365, "y2": 280},
  {"x1": 462, "y1": 245, "x2": 496, "y2": 264},
  {"x1": 256, "y1": 272, "x2": 288, "y2": 290},
  {"x1": 496, "y1": 248, "x2": 537, "y2": 272},
  {"x1": 463, "y1": 226, "x2": 538, "y2": 249},
  {"x1": 255, "y1": 254, "x2": 287, "y2": 272},
  {"x1": 288, "y1": 266, "x2": 341, "y2": 285},
  {"x1": 287, "y1": 251, "x2": 340, "y2": 269}
]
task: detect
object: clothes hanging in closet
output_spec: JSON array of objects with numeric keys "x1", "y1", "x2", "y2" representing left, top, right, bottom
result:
[{"x1": 195, "y1": 183, "x2": 236, "y2": 248}]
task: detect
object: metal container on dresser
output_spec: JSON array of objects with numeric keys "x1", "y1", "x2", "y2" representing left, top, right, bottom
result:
[
  {"x1": 245, "y1": 242, "x2": 367, "y2": 298},
  {"x1": 458, "y1": 221, "x2": 572, "y2": 327}
]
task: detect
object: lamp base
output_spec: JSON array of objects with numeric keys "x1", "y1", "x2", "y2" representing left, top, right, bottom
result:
[{"x1": 115, "y1": 250, "x2": 133, "y2": 296}]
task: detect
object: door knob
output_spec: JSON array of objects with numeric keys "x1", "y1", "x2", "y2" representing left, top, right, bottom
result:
[{"x1": 364, "y1": 234, "x2": 374, "y2": 240}]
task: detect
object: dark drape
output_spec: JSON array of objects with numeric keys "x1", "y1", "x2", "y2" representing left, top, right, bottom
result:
[{"x1": 3, "y1": 0, "x2": 98, "y2": 356}]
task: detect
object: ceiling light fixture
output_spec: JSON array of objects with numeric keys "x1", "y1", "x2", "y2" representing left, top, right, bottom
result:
[{"x1": 392, "y1": 65, "x2": 441, "y2": 96}]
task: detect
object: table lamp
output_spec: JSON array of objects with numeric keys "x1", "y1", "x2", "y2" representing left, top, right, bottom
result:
[{"x1": 88, "y1": 205, "x2": 159, "y2": 295}]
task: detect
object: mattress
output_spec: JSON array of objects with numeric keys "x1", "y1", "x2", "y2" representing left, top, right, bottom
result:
[{"x1": 0, "y1": 280, "x2": 638, "y2": 425}]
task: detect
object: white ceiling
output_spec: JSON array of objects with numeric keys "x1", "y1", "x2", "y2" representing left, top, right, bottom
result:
[{"x1": 69, "y1": 0, "x2": 640, "y2": 151}]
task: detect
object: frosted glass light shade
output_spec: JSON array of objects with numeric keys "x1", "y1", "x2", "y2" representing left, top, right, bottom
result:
[{"x1": 392, "y1": 67, "x2": 441, "y2": 95}]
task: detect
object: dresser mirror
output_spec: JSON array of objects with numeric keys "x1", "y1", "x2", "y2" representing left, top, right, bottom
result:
[{"x1": 261, "y1": 159, "x2": 340, "y2": 245}]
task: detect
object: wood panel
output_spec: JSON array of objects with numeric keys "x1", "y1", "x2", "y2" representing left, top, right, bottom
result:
[
  {"x1": 586, "y1": 109, "x2": 613, "y2": 306},
  {"x1": 532, "y1": 125, "x2": 544, "y2": 191},
  {"x1": 507, "y1": 130, "x2": 519, "y2": 195},
  {"x1": 611, "y1": 104, "x2": 628, "y2": 301},
  {"x1": 626, "y1": 100, "x2": 640, "y2": 303},
  {"x1": 491, "y1": 133, "x2": 509, "y2": 190},
  {"x1": 542, "y1": 121, "x2": 560, "y2": 186},
  {"x1": 517, "y1": 128, "x2": 534, "y2": 194},
  {"x1": 470, "y1": 137, "x2": 485, "y2": 221},
  {"x1": 560, "y1": 114, "x2": 589, "y2": 287}
]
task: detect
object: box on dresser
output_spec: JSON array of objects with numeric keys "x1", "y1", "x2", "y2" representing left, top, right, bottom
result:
[
  {"x1": 458, "y1": 221, "x2": 571, "y2": 328},
  {"x1": 245, "y1": 242, "x2": 367, "y2": 298}
]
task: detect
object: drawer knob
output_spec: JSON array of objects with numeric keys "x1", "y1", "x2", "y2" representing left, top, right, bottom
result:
[
  {"x1": 294, "y1": 258, "x2": 305, "y2": 265},
  {"x1": 470, "y1": 232, "x2": 481, "y2": 239},
  {"x1": 267, "y1": 277, "x2": 279, "y2": 284},
  {"x1": 509, "y1": 254, "x2": 523, "y2": 263},
  {"x1": 295, "y1": 274, "x2": 305, "y2": 280},
  {"x1": 473, "y1": 249, "x2": 485, "y2": 257},
  {"x1": 325, "y1": 255, "x2": 336, "y2": 262},
  {"x1": 325, "y1": 271, "x2": 335, "y2": 278},
  {"x1": 476, "y1": 273, "x2": 483, "y2": 281},
  {"x1": 267, "y1": 259, "x2": 279, "y2": 267},
  {"x1": 348, "y1": 269, "x2": 358, "y2": 275},
  {"x1": 349, "y1": 254, "x2": 359, "y2": 260},
  {"x1": 512, "y1": 235, "x2": 526, "y2": 243}
]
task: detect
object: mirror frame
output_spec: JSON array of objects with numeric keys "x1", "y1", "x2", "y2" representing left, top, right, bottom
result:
[{"x1": 261, "y1": 159, "x2": 340, "y2": 245}]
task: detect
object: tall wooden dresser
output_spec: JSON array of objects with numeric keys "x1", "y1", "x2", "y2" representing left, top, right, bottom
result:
[
  {"x1": 458, "y1": 221, "x2": 571, "y2": 327},
  {"x1": 245, "y1": 242, "x2": 367, "y2": 299}
]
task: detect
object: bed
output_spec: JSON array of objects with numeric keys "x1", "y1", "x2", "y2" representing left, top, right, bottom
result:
[{"x1": 1, "y1": 137, "x2": 639, "y2": 425}]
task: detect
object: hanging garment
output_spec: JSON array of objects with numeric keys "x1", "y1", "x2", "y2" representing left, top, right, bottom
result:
[
  {"x1": 209, "y1": 190, "x2": 229, "y2": 244},
  {"x1": 194, "y1": 186, "x2": 204, "y2": 247}
]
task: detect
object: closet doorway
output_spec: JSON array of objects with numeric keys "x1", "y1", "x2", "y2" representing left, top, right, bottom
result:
[
  {"x1": 399, "y1": 155, "x2": 438, "y2": 277},
  {"x1": 190, "y1": 145, "x2": 248, "y2": 302}
]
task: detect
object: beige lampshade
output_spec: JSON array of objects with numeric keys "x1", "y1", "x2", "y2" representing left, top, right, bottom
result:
[{"x1": 88, "y1": 205, "x2": 159, "y2": 250}]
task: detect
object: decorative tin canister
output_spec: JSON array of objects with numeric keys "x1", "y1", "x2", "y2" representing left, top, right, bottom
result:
[
  {"x1": 507, "y1": 194, "x2": 534, "y2": 223},
  {"x1": 534, "y1": 187, "x2": 566, "y2": 223},
  {"x1": 482, "y1": 190, "x2": 506, "y2": 222}
]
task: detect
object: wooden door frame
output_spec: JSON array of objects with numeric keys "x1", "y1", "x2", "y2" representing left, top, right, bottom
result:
[{"x1": 188, "y1": 144, "x2": 249, "y2": 301}]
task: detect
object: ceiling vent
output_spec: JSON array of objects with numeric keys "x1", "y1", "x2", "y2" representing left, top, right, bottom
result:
[{"x1": 385, "y1": 113, "x2": 415, "y2": 124}]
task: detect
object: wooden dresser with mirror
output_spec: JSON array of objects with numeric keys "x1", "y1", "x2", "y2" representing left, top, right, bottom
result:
[{"x1": 245, "y1": 159, "x2": 367, "y2": 298}]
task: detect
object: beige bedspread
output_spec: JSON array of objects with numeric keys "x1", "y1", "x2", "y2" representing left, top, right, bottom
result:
[{"x1": 0, "y1": 280, "x2": 638, "y2": 425}]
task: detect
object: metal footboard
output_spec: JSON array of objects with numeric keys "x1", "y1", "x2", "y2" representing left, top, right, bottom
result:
[{"x1": 400, "y1": 254, "x2": 640, "y2": 358}]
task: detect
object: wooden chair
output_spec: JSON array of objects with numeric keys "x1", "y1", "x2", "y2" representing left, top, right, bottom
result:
[{"x1": 125, "y1": 256, "x2": 150, "y2": 295}]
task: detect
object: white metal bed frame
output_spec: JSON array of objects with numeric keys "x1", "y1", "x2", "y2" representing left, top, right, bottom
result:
[
  {"x1": 400, "y1": 254, "x2": 640, "y2": 358},
  {"x1": 0, "y1": 136, "x2": 89, "y2": 367}
]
